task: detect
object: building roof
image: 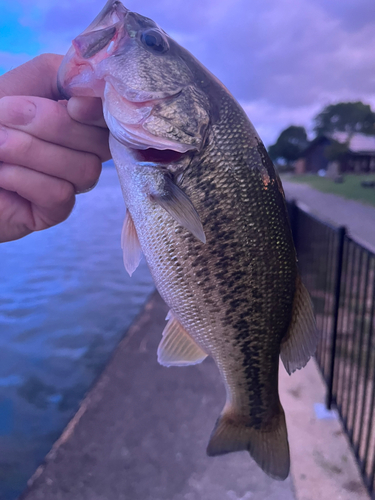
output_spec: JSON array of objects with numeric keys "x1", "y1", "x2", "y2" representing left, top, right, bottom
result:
[
  {"x1": 296, "y1": 132, "x2": 375, "y2": 161},
  {"x1": 332, "y1": 132, "x2": 375, "y2": 153}
]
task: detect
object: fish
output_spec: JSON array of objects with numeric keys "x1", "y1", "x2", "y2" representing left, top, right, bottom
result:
[{"x1": 58, "y1": 0, "x2": 317, "y2": 480}]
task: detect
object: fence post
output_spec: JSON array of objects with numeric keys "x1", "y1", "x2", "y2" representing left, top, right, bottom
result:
[{"x1": 326, "y1": 225, "x2": 346, "y2": 409}]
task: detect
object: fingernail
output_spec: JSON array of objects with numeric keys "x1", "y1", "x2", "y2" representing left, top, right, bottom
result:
[
  {"x1": 5, "y1": 100, "x2": 36, "y2": 126},
  {"x1": 0, "y1": 126, "x2": 8, "y2": 146},
  {"x1": 75, "y1": 177, "x2": 100, "y2": 194}
]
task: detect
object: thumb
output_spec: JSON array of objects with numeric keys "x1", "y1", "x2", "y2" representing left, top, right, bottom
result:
[{"x1": 0, "y1": 54, "x2": 63, "y2": 100}]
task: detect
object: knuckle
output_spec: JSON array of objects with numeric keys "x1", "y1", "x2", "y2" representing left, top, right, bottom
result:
[
  {"x1": 33, "y1": 53, "x2": 56, "y2": 69},
  {"x1": 17, "y1": 133, "x2": 35, "y2": 157},
  {"x1": 33, "y1": 54, "x2": 49, "y2": 65}
]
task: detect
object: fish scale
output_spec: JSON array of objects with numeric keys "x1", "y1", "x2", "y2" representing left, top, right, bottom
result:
[{"x1": 58, "y1": 0, "x2": 317, "y2": 481}]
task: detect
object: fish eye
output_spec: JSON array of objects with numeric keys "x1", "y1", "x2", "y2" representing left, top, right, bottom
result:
[{"x1": 141, "y1": 29, "x2": 169, "y2": 53}]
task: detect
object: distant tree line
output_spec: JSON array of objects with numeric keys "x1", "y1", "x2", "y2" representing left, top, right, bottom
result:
[{"x1": 268, "y1": 101, "x2": 375, "y2": 164}]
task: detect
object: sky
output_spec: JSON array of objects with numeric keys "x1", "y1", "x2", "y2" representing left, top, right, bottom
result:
[{"x1": 0, "y1": 0, "x2": 374, "y2": 146}]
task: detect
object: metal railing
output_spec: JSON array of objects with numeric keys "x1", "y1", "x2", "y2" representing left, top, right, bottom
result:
[{"x1": 287, "y1": 200, "x2": 375, "y2": 497}]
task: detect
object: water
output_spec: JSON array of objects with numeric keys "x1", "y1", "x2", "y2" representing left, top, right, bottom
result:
[{"x1": 0, "y1": 165, "x2": 155, "y2": 499}]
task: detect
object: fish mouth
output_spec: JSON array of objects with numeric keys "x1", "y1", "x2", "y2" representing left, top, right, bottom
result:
[
  {"x1": 57, "y1": 1, "x2": 196, "y2": 156},
  {"x1": 82, "y1": 1, "x2": 128, "y2": 35},
  {"x1": 57, "y1": 1, "x2": 129, "y2": 99},
  {"x1": 133, "y1": 149, "x2": 187, "y2": 164}
]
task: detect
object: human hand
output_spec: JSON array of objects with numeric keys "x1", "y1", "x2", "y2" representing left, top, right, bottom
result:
[{"x1": 0, "y1": 53, "x2": 111, "y2": 243}]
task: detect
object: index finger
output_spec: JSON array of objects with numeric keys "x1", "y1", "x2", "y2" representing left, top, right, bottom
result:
[
  {"x1": 0, "y1": 96, "x2": 110, "y2": 161},
  {"x1": 0, "y1": 54, "x2": 63, "y2": 100}
]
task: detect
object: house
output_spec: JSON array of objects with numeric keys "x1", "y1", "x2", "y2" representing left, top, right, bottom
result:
[
  {"x1": 295, "y1": 133, "x2": 375, "y2": 174},
  {"x1": 294, "y1": 136, "x2": 332, "y2": 174},
  {"x1": 334, "y1": 133, "x2": 375, "y2": 173}
]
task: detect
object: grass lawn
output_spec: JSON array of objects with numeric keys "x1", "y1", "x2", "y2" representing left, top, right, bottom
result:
[{"x1": 287, "y1": 173, "x2": 375, "y2": 207}]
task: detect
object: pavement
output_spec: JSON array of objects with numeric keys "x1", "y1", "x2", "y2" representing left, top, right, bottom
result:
[
  {"x1": 282, "y1": 179, "x2": 375, "y2": 252},
  {"x1": 20, "y1": 291, "x2": 294, "y2": 500},
  {"x1": 20, "y1": 181, "x2": 372, "y2": 500},
  {"x1": 280, "y1": 358, "x2": 369, "y2": 500}
]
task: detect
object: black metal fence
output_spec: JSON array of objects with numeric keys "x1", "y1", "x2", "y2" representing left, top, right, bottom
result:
[{"x1": 287, "y1": 200, "x2": 375, "y2": 498}]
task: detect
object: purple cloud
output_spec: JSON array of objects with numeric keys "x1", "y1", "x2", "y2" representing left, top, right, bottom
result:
[{"x1": 3, "y1": 0, "x2": 375, "y2": 144}]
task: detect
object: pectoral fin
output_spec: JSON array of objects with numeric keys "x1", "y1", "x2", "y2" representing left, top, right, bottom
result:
[
  {"x1": 280, "y1": 275, "x2": 318, "y2": 375},
  {"x1": 157, "y1": 311, "x2": 207, "y2": 366},
  {"x1": 151, "y1": 176, "x2": 206, "y2": 244},
  {"x1": 121, "y1": 210, "x2": 142, "y2": 277}
]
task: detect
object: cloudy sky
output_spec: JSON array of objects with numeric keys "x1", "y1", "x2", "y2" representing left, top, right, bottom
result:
[{"x1": 0, "y1": 0, "x2": 374, "y2": 145}]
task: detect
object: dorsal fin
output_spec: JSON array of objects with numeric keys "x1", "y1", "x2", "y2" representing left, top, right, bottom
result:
[
  {"x1": 157, "y1": 311, "x2": 207, "y2": 367},
  {"x1": 280, "y1": 275, "x2": 318, "y2": 375},
  {"x1": 121, "y1": 210, "x2": 142, "y2": 277}
]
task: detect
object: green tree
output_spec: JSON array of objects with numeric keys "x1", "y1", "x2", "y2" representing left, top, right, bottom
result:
[
  {"x1": 268, "y1": 126, "x2": 309, "y2": 163},
  {"x1": 313, "y1": 101, "x2": 375, "y2": 137}
]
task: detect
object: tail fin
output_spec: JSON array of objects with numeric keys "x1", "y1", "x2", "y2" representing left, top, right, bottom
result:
[{"x1": 206, "y1": 404, "x2": 290, "y2": 480}]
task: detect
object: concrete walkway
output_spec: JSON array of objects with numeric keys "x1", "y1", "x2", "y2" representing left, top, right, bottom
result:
[
  {"x1": 280, "y1": 359, "x2": 369, "y2": 500},
  {"x1": 282, "y1": 180, "x2": 375, "y2": 251},
  {"x1": 20, "y1": 292, "x2": 294, "y2": 500},
  {"x1": 19, "y1": 180, "x2": 373, "y2": 500}
]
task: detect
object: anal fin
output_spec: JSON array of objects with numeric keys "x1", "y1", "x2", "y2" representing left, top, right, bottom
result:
[
  {"x1": 280, "y1": 275, "x2": 318, "y2": 375},
  {"x1": 157, "y1": 311, "x2": 207, "y2": 367},
  {"x1": 207, "y1": 403, "x2": 290, "y2": 481},
  {"x1": 121, "y1": 210, "x2": 142, "y2": 277}
]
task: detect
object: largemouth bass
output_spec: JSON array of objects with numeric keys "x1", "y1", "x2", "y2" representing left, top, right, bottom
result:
[{"x1": 58, "y1": 0, "x2": 317, "y2": 480}]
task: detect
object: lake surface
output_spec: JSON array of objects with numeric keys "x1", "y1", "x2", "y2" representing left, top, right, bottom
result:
[{"x1": 0, "y1": 165, "x2": 155, "y2": 500}]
